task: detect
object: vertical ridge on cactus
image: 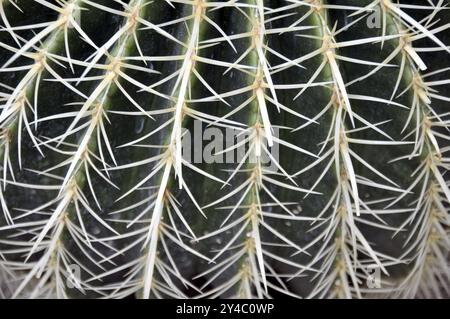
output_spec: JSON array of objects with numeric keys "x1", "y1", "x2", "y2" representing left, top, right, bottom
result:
[{"x1": 0, "y1": 0, "x2": 449, "y2": 299}]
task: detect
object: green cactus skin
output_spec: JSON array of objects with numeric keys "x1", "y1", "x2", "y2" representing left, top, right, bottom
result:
[{"x1": 0, "y1": 0, "x2": 449, "y2": 299}]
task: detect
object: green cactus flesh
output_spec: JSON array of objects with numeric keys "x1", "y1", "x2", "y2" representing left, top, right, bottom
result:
[{"x1": 0, "y1": 0, "x2": 449, "y2": 299}]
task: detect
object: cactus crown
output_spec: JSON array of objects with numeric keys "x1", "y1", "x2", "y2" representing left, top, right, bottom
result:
[{"x1": 0, "y1": 0, "x2": 449, "y2": 299}]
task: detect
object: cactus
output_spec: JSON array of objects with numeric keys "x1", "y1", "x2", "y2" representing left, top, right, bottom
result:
[{"x1": 0, "y1": 0, "x2": 449, "y2": 299}]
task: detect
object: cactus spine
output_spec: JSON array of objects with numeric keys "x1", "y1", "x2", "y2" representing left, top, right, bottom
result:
[{"x1": 0, "y1": 0, "x2": 449, "y2": 299}]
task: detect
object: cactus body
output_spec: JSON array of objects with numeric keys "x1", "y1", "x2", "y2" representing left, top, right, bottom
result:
[{"x1": 0, "y1": 0, "x2": 449, "y2": 299}]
